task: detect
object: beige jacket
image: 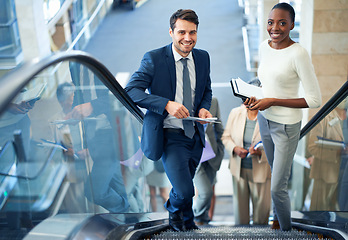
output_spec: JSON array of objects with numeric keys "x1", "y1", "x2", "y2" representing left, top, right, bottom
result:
[
  {"x1": 222, "y1": 105, "x2": 271, "y2": 183},
  {"x1": 308, "y1": 109, "x2": 343, "y2": 183}
]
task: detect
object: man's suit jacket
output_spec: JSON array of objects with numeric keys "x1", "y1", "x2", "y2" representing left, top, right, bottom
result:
[
  {"x1": 204, "y1": 97, "x2": 224, "y2": 171},
  {"x1": 125, "y1": 43, "x2": 212, "y2": 161},
  {"x1": 221, "y1": 105, "x2": 271, "y2": 183}
]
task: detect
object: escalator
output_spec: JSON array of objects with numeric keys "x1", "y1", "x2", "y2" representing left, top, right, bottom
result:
[
  {"x1": 0, "y1": 50, "x2": 168, "y2": 240},
  {"x1": 0, "y1": 51, "x2": 347, "y2": 240}
]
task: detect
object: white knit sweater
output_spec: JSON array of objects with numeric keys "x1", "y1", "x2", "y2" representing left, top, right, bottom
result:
[{"x1": 257, "y1": 40, "x2": 322, "y2": 124}]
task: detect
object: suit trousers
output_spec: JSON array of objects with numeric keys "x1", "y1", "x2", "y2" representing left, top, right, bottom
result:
[
  {"x1": 193, "y1": 162, "x2": 217, "y2": 223},
  {"x1": 162, "y1": 129, "x2": 203, "y2": 223},
  {"x1": 257, "y1": 113, "x2": 301, "y2": 231},
  {"x1": 232, "y1": 168, "x2": 271, "y2": 225}
]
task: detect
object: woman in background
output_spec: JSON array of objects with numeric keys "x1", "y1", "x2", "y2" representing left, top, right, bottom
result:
[{"x1": 223, "y1": 79, "x2": 271, "y2": 226}]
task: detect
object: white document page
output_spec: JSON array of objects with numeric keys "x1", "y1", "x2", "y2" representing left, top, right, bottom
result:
[{"x1": 231, "y1": 78, "x2": 263, "y2": 100}]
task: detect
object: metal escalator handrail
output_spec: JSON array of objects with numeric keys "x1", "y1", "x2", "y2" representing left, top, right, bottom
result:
[
  {"x1": 300, "y1": 80, "x2": 348, "y2": 139},
  {"x1": 0, "y1": 50, "x2": 144, "y2": 123}
]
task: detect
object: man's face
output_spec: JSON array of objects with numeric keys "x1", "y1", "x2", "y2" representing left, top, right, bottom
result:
[
  {"x1": 169, "y1": 18, "x2": 197, "y2": 57},
  {"x1": 61, "y1": 93, "x2": 74, "y2": 114}
]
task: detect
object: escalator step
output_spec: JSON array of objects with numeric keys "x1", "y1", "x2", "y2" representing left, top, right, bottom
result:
[{"x1": 146, "y1": 226, "x2": 331, "y2": 240}]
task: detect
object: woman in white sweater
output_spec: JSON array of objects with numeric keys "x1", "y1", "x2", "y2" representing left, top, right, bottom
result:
[{"x1": 245, "y1": 3, "x2": 321, "y2": 231}]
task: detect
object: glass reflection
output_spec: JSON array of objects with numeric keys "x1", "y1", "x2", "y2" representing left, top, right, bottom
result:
[
  {"x1": 0, "y1": 59, "x2": 150, "y2": 238},
  {"x1": 306, "y1": 100, "x2": 348, "y2": 211},
  {"x1": 291, "y1": 99, "x2": 348, "y2": 213}
]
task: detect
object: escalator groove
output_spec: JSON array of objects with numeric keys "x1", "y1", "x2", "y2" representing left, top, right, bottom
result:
[{"x1": 144, "y1": 226, "x2": 333, "y2": 240}]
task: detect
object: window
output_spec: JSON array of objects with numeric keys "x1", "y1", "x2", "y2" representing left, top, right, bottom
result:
[{"x1": 0, "y1": 0, "x2": 22, "y2": 60}]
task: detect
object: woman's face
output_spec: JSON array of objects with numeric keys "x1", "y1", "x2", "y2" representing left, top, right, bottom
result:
[{"x1": 267, "y1": 8, "x2": 294, "y2": 47}]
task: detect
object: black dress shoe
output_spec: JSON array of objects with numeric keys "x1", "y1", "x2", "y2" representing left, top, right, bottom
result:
[
  {"x1": 271, "y1": 220, "x2": 280, "y2": 230},
  {"x1": 185, "y1": 220, "x2": 199, "y2": 230},
  {"x1": 169, "y1": 212, "x2": 185, "y2": 232}
]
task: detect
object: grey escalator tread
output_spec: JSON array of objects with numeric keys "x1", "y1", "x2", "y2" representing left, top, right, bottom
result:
[{"x1": 146, "y1": 225, "x2": 331, "y2": 240}]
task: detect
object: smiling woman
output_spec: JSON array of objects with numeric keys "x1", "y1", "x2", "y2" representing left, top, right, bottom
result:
[
  {"x1": 266, "y1": 3, "x2": 295, "y2": 50},
  {"x1": 244, "y1": 2, "x2": 322, "y2": 232}
]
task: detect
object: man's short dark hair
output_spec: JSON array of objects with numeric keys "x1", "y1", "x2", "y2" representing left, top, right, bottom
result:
[
  {"x1": 170, "y1": 9, "x2": 199, "y2": 31},
  {"x1": 272, "y1": 2, "x2": 295, "y2": 23}
]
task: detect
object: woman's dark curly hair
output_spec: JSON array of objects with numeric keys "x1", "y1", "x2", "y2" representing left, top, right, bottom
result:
[{"x1": 272, "y1": 2, "x2": 295, "y2": 23}]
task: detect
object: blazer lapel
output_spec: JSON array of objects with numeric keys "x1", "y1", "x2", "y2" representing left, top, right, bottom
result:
[
  {"x1": 192, "y1": 49, "x2": 202, "y2": 112},
  {"x1": 165, "y1": 44, "x2": 176, "y2": 98},
  {"x1": 239, "y1": 109, "x2": 247, "y2": 146}
]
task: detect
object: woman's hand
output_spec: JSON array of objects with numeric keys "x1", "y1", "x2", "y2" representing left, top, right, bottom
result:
[
  {"x1": 306, "y1": 156, "x2": 314, "y2": 166},
  {"x1": 248, "y1": 146, "x2": 262, "y2": 156},
  {"x1": 233, "y1": 146, "x2": 248, "y2": 158},
  {"x1": 249, "y1": 98, "x2": 275, "y2": 111},
  {"x1": 244, "y1": 97, "x2": 257, "y2": 108},
  {"x1": 247, "y1": 97, "x2": 308, "y2": 111}
]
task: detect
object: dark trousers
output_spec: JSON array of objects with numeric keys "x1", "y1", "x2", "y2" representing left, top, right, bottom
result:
[{"x1": 162, "y1": 129, "x2": 203, "y2": 223}]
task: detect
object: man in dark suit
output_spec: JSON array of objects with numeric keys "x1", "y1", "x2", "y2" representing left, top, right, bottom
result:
[{"x1": 125, "y1": 9, "x2": 213, "y2": 231}]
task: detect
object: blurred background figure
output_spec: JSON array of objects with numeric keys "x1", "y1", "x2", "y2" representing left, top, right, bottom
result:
[
  {"x1": 193, "y1": 97, "x2": 224, "y2": 225},
  {"x1": 123, "y1": 155, "x2": 154, "y2": 213},
  {"x1": 222, "y1": 79, "x2": 271, "y2": 226},
  {"x1": 146, "y1": 159, "x2": 171, "y2": 212},
  {"x1": 0, "y1": 84, "x2": 41, "y2": 229},
  {"x1": 339, "y1": 154, "x2": 348, "y2": 210},
  {"x1": 51, "y1": 82, "x2": 90, "y2": 213},
  {"x1": 307, "y1": 100, "x2": 347, "y2": 211},
  {"x1": 68, "y1": 63, "x2": 130, "y2": 213}
]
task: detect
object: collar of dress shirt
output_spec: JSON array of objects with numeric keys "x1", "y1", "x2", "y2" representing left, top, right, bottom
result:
[{"x1": 171, "y1": 44, "x2": 193, "y2": 62}]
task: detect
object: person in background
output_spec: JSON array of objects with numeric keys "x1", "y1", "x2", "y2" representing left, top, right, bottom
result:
[
  {"x1": 146, "y1": 159, "x2": 171, "y2": 212},
  {"x1": 193, "y1": 97, "x2": 224, "y2": 225},
  {"x1": 339, "y1": 156, "x2": 348, "y2": 210},
  {"x1": 0, "y1": 87, "x2": 37, "y2": 230},
  {"x1": 245, "y1": 3, "x2": 321, "y2": 231},
  {"x1": 307, "y1": 101, "x2": 347, "y2": 211},
  {"x1": 222, "y1": 79, "x2": 271, "y2": 226},
  {"x1": 53, "y1": 82, "x2": 89, "y2": 213},
  {"x1": 67, "y1": 63, "x2": 130, "y2": 213},
  {"x1": 125, "y1": 9, "x2": 213, "y2": 231}
]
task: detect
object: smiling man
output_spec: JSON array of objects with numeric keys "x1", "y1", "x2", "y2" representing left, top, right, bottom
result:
[{"x1": 125, "y1": 9, "x2": 212, "y2": 231}]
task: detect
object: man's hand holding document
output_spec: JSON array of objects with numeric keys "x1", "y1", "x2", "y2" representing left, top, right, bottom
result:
[
  {"x1": 183, "y1": 116, "x2": 220, "y2": 123},
  {"x1": 230, "y1": 78, "x2": 263, "y2": 101}
]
